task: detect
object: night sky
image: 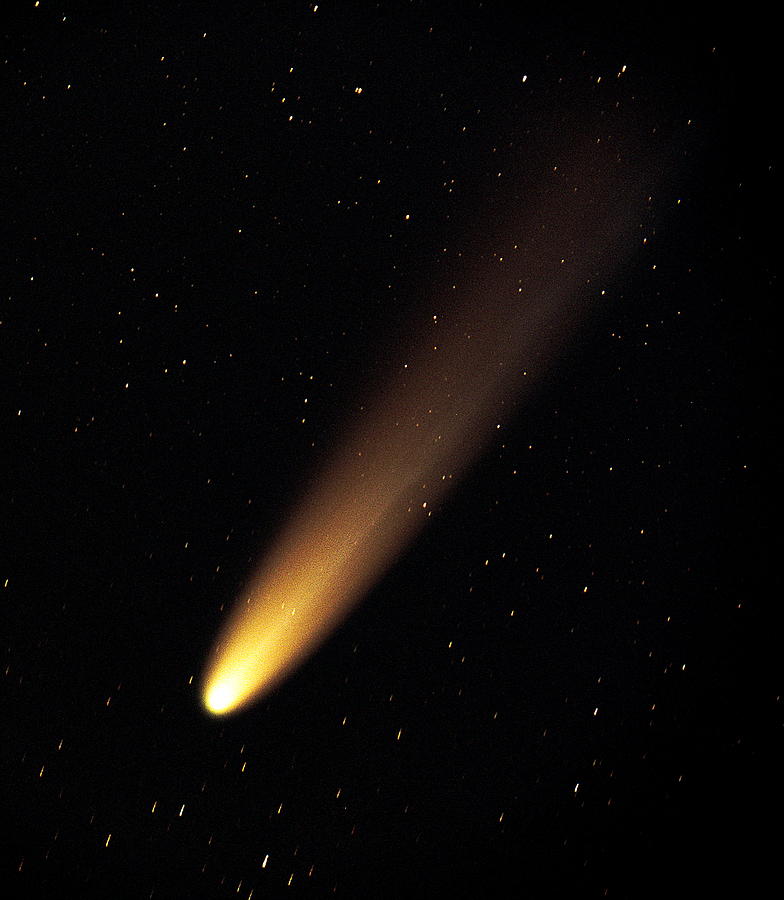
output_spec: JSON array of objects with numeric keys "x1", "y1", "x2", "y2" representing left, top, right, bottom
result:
[{"x1": 2, "y1": 4, "x2": 776, "y2": 898}]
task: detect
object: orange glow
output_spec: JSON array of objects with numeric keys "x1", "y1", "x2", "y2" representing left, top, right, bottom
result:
[{"x1": 201, "y1": 131, "x2": 657, "y2": 715}]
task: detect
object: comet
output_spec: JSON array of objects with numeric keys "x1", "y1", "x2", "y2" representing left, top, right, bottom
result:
[{"x1": 201, "y1": 116, "x2": 666, "y2": 716}]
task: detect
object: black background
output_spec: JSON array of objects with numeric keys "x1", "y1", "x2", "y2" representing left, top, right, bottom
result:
[{"x1": 2, "y1": 4, "x2": 776, "y2": 897}]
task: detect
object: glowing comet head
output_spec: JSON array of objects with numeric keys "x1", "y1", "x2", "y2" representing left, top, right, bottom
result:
[
  {"x1": 200, "y1": 547, "x2": 394, "y2": 715},
  {"x1": 203, "y1": 680, "x2": 237, "y2": 716}
]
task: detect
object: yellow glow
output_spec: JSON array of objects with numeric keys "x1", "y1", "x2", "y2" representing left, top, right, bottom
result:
[
  {"x1": 201, "y1": 131, "x2": 655, "y2": 716},
  {"x1": 204, "y1": 681, "x2": 237, "y2": 715}
]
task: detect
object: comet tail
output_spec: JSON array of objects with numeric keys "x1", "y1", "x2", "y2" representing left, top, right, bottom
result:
[{"x1": 201, "y1": 118, "x2": 663, "y2": 715}]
